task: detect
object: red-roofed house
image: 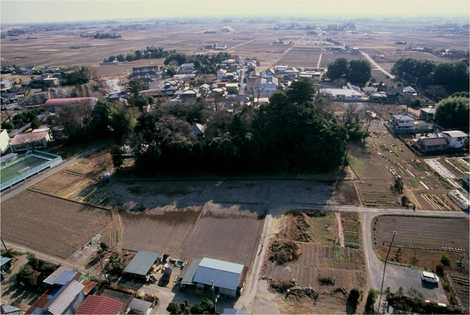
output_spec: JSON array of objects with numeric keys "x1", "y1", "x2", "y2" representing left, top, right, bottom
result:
[
  {"x1": 42, "y1": 97, "x2": 97, "y2": 112},
  {"x1": 75, "y1": 295, "x2": 123, "y2": 315}
]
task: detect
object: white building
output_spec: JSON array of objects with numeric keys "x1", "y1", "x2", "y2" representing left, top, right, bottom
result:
[
  {"x1": 0, "y1": 129, "x2": 9, "y2": 154},
  {"x1": 257, "y1": 77, "x2": 279, "y2": 97},
  {"x1": 441, "y1": 130, "x2": 469, "y2": 149},
  {"x1": 179, "y1": 63, "x2": 196, "y2": 74},
  {"x1": 320, "y1": 87, "x2": 364, "y2": 101},
  {"x1": 181, "y1": 257, "x2": 245, "y2": 297},
  {"x1": 217, "y1": 69, "x2": 227, "y2": 81},
  {"x1": 403, "y1": 86, "x2": 417, "y2": 96}
]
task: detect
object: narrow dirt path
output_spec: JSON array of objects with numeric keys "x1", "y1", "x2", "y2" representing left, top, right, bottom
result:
[
  {"x1": 335, "y1": 212, "x2": 345, "y2": 247},
  {"x1": 235, "y1": 213, "x2": 275, "y2": 312},
  {"x1": 316, "y1": 52, "x2": 323, "y2": 68}
]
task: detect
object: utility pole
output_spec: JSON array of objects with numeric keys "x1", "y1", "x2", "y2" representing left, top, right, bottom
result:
[
  {"x1": 378, "y1": 231, "x2": 396, "y2": 314},
  {"x1": 1, "y1": 239, "x2": 8, "y2": 251}
]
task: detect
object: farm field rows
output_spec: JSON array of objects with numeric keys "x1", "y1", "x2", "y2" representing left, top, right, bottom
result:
[
  {"x1": 263, "y1": 210, "x2": 366, "y2": 313},
  {"x1": 348, "y1": 111, "x2": 459, "y2": 211},
  {"x1": 372, "y1": 215, "x2": 469, "y2": 310},
  {"x1": 0, "y1": 190, "x2": 111, "y2": 259}
]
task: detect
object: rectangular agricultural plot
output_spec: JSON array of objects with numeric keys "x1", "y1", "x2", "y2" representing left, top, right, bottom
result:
[
  {"x1": 0, "y1": 191, "x2": 111, "y2": 259},
  {"x1": 120, "y1": 207, "x2": 201, "y2": 257},
  {"x1": 373, "y1": 215, "x2": 469, "y2": 251},
  {"x1": 181, "y1": 212, "x2": 263, "y2": 266},
  {"x1": 264, "y1": 244, "x2": 366, "y2": 289},
  {"x1": 120, "y1": 204, "x2": 263, "y2": 267},
  {"x1": 276, "y1": 47, "x2": 322, "y2": 67}
]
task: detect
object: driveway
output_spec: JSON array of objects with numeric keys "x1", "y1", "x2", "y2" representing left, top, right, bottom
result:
[{"x1": 361, "y1": 212, "x2": 448, "y2": 304}]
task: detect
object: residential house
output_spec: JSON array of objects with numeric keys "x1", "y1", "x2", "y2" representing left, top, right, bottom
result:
[
  {"x1": 403, "y1": 86, "x2": 417, "y2": 96},
  {"x1": 420, "y1": 107, "x2": 436, "y2": 122},
  {"x1": 0, "y1": 80, "x2": 13, "y2": 92},
  {"x1": 9, "y1": 128, "x2": 52, "y2": 152},
  {"x1": 47, "y1": 280, "x2": 85, "y2": 314},
  {"x1": 442, "y1": 130, "x2": 469, "y2": 150},
  {"x1": 390, "y1": 114, "x2": 415, "y2": 134},
  {"x1": 178, "y1": 63, "x2": 196, "y2": 74},
  {"x1": 217, "y1": 69, "x2": 227, "y2": 81},
  {"x1": 131, "y1": 66, "x2": 160, "y2": 80},
  {"x1": 42, "y1": 97, "x2": 97, "y2": 113},
  {"x1": 180, "y1": 257, "x2": 246, "y2": 297},
  {"x1": 257, "y1": 77, "x2": 279, "y2": 98},
  {"x1": 415, "y1": 134, "x2": 448, "y2": 154}
]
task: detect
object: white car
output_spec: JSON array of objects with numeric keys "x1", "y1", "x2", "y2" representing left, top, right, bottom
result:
[{"x1": 421, "y1": 271, "x2": 439, "y2": 284}]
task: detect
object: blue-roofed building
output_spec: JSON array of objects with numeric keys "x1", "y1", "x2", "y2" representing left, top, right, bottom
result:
[
  {"x1": 180, "y1": 257, "x2": 246, "y2": 297},
  {"x1": 0, "y1": 256, "x2": 12, "y2": 272},
  {"x1": 43, "y1": 266, "x2": 77, "y2": 286},
  {"x1": 123, "y1": 251, "x2": 161, "y2": 280}
]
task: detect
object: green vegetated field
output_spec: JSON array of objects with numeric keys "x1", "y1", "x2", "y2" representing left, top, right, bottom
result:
[{"x1": 1, "y1": 155, "x2": 47, "y2": 183}]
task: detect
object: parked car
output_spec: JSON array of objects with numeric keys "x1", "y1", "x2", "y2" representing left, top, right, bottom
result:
[{"x1": 421, "y1": 271, "x2": 439, "y2": 284}]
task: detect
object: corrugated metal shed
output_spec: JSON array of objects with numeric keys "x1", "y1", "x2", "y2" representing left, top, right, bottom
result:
[
  {"x1": 123, "y1": 251, "x2": 161, "y2": 277},
  {"x1": 127, "y1": 298, "x2": 152, "y2": 314},
  {"x1": 43, "y1": 266, "x2": 77, "y2": 286},
  {"x1": 48, "y1": 280, "x2": 84, "y2": 314},
  {"x1": 180, "y1": 259, "x2": 201, "y2": 285},
  {"x1": 0, "y1": 256, "x2": 12, "y2": 268},
  {"x1": 193, "y1": 258, "x2": 244, "y2": 291}
]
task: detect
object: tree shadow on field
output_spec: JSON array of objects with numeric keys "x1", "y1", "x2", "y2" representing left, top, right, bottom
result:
[{"x1": 79, "y1": 168, "x2": 352, "y2": 218}]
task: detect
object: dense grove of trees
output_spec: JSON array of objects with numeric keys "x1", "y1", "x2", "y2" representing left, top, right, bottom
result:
[
  {"x1": 58, "y1": 100, "x2": 135, "y2": 143},
  {"x1": 392, "y1": 58, "x2": 469, "y2": 97},
  {"x1": 327, "y1": 58, "x2": 372, "y2": 86},
  {"x1": 103, "y1": 47, "x2": 172, "y2": 63},
  {"x1": 164, "y1": 52, "x2": 232, "y2": 74},
  {"x1": 435, "y1": 94, "x2": 469, "y2": 131},
  {"x1": 1, "y1": 109, "x2": 43, "y2": 130},
  {"x1": 61, "y1": 66, "x2": 90, "y2": 86},
  {"x1": 131, "y1": 79, "x2": 354, "y2": 175},
  {"x1": 103, "y1": 47, "x2": 230, "y2": 75}
]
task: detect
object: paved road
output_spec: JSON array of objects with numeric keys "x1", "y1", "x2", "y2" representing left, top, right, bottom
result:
[
  {"x1": 361, "y1": 211, "x2": 451, "y2": 305},
  {"x1": 360, "y1": 50, "x2": 396, "y2": 80}
]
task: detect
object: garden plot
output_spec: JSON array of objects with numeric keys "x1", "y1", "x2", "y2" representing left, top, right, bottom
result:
[{"x1": 263, "y1": 210, "x2": 366, "y2": 313}]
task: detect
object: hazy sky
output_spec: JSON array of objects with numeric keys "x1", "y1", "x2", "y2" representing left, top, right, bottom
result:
[{"x1": 2, "y1": 0, "x2": 469, "y2": 24}]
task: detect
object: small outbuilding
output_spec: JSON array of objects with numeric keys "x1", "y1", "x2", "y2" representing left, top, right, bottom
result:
[
  {"x1": 126, "y1": 298, "x2": 153, "y2": 315},
  {"x1": 123, "y1": 251, "x2": 161, "y2": 280}
]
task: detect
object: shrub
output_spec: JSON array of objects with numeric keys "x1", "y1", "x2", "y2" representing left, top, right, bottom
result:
[
  {"x1": 167, "y1": 303, "x2": 181, "y2": 314},
  {"x1": 365, "y1": 289, "x2": 378, "y2": 314},
  {"x1": 319, "y1": 277, "x2": 335, "y2": 286},
  {"x1": 346, "y1": 288, "x2": 361, "y2": 314},
  {"x1": 441, "y1": 255, "x2": 450, "y2": 267},
  {"x1": 436, "y1": 264, "x2": 444, "y2": 277}
]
